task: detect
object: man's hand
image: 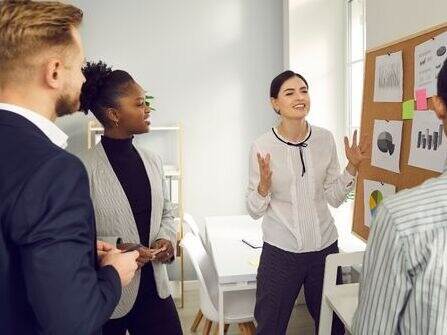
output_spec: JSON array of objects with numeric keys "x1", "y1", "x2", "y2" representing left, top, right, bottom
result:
[
  {"x1": 100, "y1": 251, "x2": 139, "y2": 287},
  {"x1": 150, "y1": 239, "x2": 174, "y2": 263},
  {"x1": 97, "y1": 240, "x2": 116, "y2": 262}
]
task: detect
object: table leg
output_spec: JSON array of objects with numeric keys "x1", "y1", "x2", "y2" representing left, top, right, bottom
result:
[{"x1": 218, "y1": 285, "x2": 224, "y2": 335}]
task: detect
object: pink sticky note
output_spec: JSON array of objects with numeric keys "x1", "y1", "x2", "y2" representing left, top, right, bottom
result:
[{"x1": 415, "y1": 88, "x2": 428, "y2": 110}]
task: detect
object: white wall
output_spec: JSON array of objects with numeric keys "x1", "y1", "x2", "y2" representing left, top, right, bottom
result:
[
  {"x1": 286, "y1": 0, "x2": 347, "y2": 162},
  {"x1": 59, "y1": 0, "x2": 283, "y2": 279},
  {"x1": 366, "y1": 0, "x2": 447, "y2": 49}
]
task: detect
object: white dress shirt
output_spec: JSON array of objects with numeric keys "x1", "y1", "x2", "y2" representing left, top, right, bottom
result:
[
  {"x1": 0, "y1": 103, "x2": 68, "y2": 149},
  {"x1": 352, "y1": 171, "x2": 447, "y2": 335},
  {"x1": 246, "y1": 125, "x2": 355, "y2": 253}
]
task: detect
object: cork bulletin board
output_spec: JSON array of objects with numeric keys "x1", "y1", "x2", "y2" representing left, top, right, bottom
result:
[{"x1": 353, "y1": 22, "x2": 447, "y2": 241}]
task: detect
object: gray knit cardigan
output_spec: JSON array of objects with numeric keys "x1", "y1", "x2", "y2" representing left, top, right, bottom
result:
[{"x1": 82, "y1": 142, "x2": 177, "y2": 319}]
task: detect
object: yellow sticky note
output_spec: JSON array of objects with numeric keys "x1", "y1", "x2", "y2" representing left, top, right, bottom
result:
[{"x1": 402, "y1": 99, "x2": 414, "y2": 120}]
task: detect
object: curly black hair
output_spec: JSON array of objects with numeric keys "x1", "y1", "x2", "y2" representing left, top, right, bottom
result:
[{"x1": 80, "y1": 60, "x2": 134, "y2": 127}]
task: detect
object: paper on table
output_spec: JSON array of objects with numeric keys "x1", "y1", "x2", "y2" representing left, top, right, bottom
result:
[
  {"x1": 373, "y1": 51, "x2": 403, "y2": 102},
  {"x1": 371, "y1": 120, "x2": 403, "y2": 173},
  {"x1": 363, "y1": 180, "x2": 396, "y2": 228},
  {"x1": 415, "y1": 88, "x2": 428, "y2": 110},
  {"x1": 248, "y1": 256, "x2": 260, "y2": 267},
  {"x1": 402, "y1": 100, "x2": 414, "y2": 119},
  {"x1": 408, "y1": 110, "x2": 447, "y2": 173}
]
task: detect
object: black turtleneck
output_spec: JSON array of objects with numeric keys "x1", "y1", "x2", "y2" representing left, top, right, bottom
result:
[{"x1": 101, "y1": 135, "x2": 151, "y2": 247}]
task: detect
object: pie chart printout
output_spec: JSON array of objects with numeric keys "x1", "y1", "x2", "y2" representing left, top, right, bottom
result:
[
  {"x1": 369, "y1": 190, "x2": 383, "y2": 217},
  {"x1": 377, "y1": 131, "x2": 395, "y2": 155}
]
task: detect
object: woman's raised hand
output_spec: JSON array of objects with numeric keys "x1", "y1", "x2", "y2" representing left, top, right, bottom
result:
[
  {"x1": 257, "y1": 153, "x2": 272, "y2": 197},
  {"x1": 344, "y1": 129, "x2": 369, "y2": 174}
]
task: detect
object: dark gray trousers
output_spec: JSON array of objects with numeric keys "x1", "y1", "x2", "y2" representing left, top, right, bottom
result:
[{"x1": 255, "y1": 241, "x2": 345, "y2": 335}]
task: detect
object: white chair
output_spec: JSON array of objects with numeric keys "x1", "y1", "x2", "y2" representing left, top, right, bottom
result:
[
  {"x1": 183, "y1": 212, "x2": 200, "y2": 237},
  {"x1": 182, "y1": 213, "x2": 207, "y2": 332},
  {"x1": 319, "y1": 251, "x2": 364, "y2": 335},
  {"x1": 181, "y1": 233, "x2": 256, "y2": 335}
]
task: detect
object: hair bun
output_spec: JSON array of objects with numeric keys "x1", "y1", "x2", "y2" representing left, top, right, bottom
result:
[{"x1": 79, "y1": 60, "x2": 112, "y2": 114}]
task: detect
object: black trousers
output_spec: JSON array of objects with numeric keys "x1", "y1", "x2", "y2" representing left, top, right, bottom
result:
[
  {"x1": 103, "y1": 264, "x2": 183, "y2": 335},
  {"x1": 254, "y1": 241, "x2": 345, "y2": 335}
]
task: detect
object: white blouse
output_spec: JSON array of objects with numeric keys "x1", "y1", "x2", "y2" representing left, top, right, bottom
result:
[{"x1": 246, "y1": 125, "x2": 355, "y2": 253}]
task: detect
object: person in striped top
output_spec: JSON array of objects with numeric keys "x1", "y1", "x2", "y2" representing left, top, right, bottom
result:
[{"x1": 352, "y1": 58, "x2": 447, "y2": 334}]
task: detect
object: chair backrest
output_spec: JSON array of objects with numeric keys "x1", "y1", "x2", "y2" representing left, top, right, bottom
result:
[
  {"x1": 319, "y1": 251, "x2": 364, "y2": 335},
  {"x1": 180, "y1": 233, "x2": 219, "y2": 308},
  {"x1": 183, "y1": 212, "x2": 200, "y2": 237}
]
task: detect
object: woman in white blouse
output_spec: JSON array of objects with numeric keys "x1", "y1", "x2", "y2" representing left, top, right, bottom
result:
[{"x1": 246, "y1": 70, "x2": 367, "y2": 335}]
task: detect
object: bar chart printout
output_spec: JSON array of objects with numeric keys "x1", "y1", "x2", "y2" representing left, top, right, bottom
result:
[
  {"x1": 416, "y1": 124, "x2": 443, "y2": 150},
  {"x1": 409, "y1": 111, "x2": 447, "y2": 172}
]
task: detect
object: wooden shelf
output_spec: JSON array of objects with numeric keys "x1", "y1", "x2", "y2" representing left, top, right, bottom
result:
[{"x1": 164, "y1": 166, "x2": 181, "y2": 177}]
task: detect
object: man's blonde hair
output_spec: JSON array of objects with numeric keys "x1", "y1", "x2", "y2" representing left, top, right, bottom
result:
[{"x1": 0, "y1": 0, "x2": 83, "y2": 85}]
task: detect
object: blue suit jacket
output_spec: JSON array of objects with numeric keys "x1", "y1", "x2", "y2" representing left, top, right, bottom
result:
[{"x1": 0, "y1": 110, "x2": 121, "y2": 334}]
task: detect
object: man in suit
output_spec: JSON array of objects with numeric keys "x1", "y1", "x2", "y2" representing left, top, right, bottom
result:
[{"x1": 0, "y1": 2, "x2": 139, "y2": 334}]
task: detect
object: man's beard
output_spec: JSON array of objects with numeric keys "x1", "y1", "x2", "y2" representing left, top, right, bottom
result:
[{"x1": 55, "y1": 93, "x2": 79, "y2": 117}]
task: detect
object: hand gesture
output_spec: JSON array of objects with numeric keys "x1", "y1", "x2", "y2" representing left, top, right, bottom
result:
[
  {"x1": 344, "y1": 130, "x2": 369, "y2": 172},
  {"x1": 257, "y1": 153, "x2": 272, "y2": 197},
  {"x1": 150, "y1": 239, "x2": 175, "y2": 263},
  {"x1": 117, "y1": 243, "x2": 160, "y2": 268}
]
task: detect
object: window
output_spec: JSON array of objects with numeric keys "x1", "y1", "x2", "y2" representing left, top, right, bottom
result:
[{"x1": 346, "y1": 0, "x2": 365, "y2": 137}]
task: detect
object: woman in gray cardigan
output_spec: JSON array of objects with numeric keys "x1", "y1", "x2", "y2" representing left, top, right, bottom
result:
[{"x1": 80, "y1": 61, "x2": 182, "y2": 335}]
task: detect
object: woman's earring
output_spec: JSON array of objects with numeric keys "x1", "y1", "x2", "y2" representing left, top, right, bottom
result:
[
  {"x1": 276, "y1": 109, "x2": 280, "y2": 115},
  {"x1": 114, "y1": 120, "x2": 119, "y2": 128}
]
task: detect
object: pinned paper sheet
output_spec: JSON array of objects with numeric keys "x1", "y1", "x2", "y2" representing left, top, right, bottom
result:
[
  {"x1": 371, "y1": 120, "x2": 403, "y2": 173},
  {"x1": 373, "y1": 51, "x2": 403, "y2": 102},
  {"x1": 434, "y1": 31, "x2": 447, "y2": 84},
  {"x1": 415, "y1": 39, "x2": 436, "y2": 97},
  {"x1": 408, "y1": 110, "x2": 447, "y2": 173},
  {"x1": 402, "y1": 100, "x2": 414, "y2": 119},
  {"x1": 415, "y1": 88, "x2": 428, "y2": 110},
  {"x1": 414, "y1": 31, "x2": 447, "y2": 98},
  {"x1": 363, "y1": 180, "x2": 396, "y2": 228}
]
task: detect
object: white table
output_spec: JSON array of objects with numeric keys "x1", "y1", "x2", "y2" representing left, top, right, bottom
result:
[
  {"x1": 205, "y1": 205, "x2": 366, "y2": 335},
  {"x1": 205, "y1": 215, "x2": 262, "y2": 335},
  {"x1": 327, "y1": 203, "x2": 364, "y2": 334},
  {"x1": 326, "y1": 283, "x2": 359, "y2": 333}
]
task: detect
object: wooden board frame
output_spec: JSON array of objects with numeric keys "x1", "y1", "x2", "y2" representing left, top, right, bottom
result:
[{"x1": 353, "y1": 22, "x2": 447, "y2": 241}]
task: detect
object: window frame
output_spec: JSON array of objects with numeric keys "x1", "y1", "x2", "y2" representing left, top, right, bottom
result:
[{"x1": 346, "y1": 0, "x2": 366, "y2": 137}]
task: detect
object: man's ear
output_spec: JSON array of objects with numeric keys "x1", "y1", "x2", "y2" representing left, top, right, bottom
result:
[
  {"x1": 433, "y1": 95, "x2": 447, "y2": 121},
  {"x1": 44, "y1": 58, "x2": 63, "y2": 90}
]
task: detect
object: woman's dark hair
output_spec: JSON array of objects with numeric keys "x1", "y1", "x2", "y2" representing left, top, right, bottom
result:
[
  {"x1": 79, "y1": 61, "x2": 135, "y2": 126},
  {"x1": 270, "y1": 70, "x2": 309, "y2": 99},
  {"x1": 438, "y1": 58, "x2": 447, "y2": 105}
]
